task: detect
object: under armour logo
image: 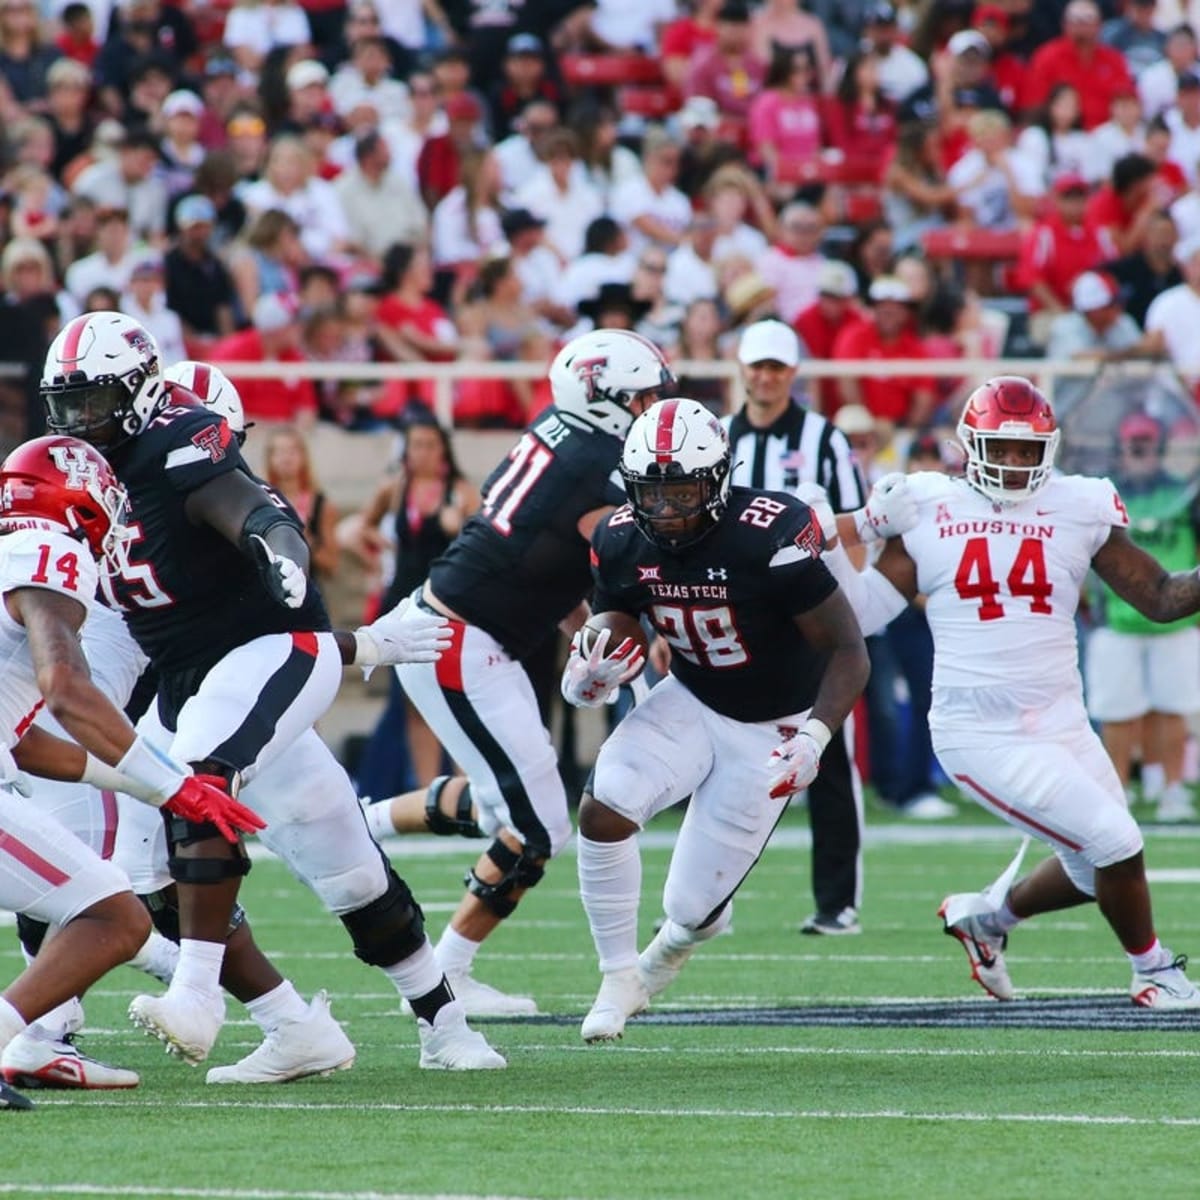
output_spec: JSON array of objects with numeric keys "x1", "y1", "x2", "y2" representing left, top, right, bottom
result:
[
  {"x1": 707, "y1": 567, "x2": 728, "y2": 581},
  {"x1": 49, "y1": 445, "x2": 99, "y2": 490},
  {"x1": 637, "y1": 564, "x2": 662, "y2": 582}
]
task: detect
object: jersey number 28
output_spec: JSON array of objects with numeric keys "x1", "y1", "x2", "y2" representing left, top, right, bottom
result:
[{"x1": 651, "y1": 603, "x2": 749, "y2": 668}]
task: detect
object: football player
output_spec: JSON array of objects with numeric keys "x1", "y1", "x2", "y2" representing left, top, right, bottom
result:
[
  {"x1": 0, "y1": 435, "x2": 263, "y2": 1109},
  {"x1": 563, "y1": 398, "x2": 869, "y2": 1042},
  {"x1": 42, "y1": 314, "x2": 504, "y2": 1070},
  {"x1": 820, "y1": 376, "x2": 1200, "y2": 1008},
  {"x1": 364, "y1": 329, "x2": 676, "y2": 1015}
]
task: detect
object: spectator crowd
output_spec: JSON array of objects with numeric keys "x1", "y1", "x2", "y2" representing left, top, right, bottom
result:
[{"x1": 5, "y1": 0, "x2": 1200, "y2": 444}]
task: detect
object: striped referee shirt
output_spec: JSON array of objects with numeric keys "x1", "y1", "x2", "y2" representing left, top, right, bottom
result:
[{"x1": 725, "y1": 402, "x2": 866, "y2": 514}]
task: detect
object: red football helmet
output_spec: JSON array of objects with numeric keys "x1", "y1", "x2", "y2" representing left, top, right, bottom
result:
[
  {"x1": 957, "y1": 376, "x2": 1060, "y2": 503},
  {"x1": 0, "y1": 435, "x2": 132, "y2": 573}
]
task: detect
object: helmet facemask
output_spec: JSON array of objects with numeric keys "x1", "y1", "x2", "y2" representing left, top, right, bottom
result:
[
  {"x1": 959, "y1": 425, "x2": 1060, "y2": 504},
  {"x1": 43, "y1": 369, "x2": 144, "y2": 449}
]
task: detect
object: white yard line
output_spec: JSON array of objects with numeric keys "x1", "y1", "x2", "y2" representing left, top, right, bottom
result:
[{"x1": 0, "y1": 1189, "x2": 544, "y2": 1200}]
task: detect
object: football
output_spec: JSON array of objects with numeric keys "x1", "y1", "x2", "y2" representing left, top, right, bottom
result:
[{"x1": 578, "y1": 611, "x2": 649, "y2": 679}]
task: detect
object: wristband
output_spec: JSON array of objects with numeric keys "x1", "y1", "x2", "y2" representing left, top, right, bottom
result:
[
  {"x1": 87, "y1": 737, "x2": 187, "y2": 807},
  {"x1": 801, "y1": 717, "x2": 833, "y2": 755}
]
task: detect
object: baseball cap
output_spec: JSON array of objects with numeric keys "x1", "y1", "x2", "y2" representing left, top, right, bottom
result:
[
  {"x1": 130, "y1": 255, "x2": 163, "y2": 279},
  {"x1": 972, "y1": 3, "x2": 1008, "y2": 28},
  {"x1": 868, "y1": 276, "x2": 914, "y2": 304},
  {"x1": 501, "y1": 207, "x2": 546, "y2": 239},
  {"x1": 286, "y1": 59, "x2": 329, "y2": 91},
  {"x1": 1119, "y1": 411, "x2": 1163, "y2": 441},
  {"x1": 444, "y1": 92, "x2": 482, "y2": 122},
  {"x1": 1053, "y1": 172, "x2": 1090, "y2": 195},
  {"x1": 1071, "y1": 270, "x2": 1118, "y2": 312},
  {"x1": 1179, "y1": 66, "x2": 1200, "y2": 90},
  {"x1": 737, "y1": 319, "x2": 800, "y2": 367},
  {"x1": 175, "y1": 194, "x2": 216, "y2": 227},
  {"x1": 507, "y1": 32, "x2": 543, "y2": 55},
  {"x1": 865, "y1": 2, "x2": 897, "y2": 24},
  {"x1": 948, "y1": 30, "x2": 990, "y2": 57},
  {"x1": 817, "y1": 259, "x2": 858, "y2": 299},
  {"x1": 834, "y1": 404, "x2": 876, "y2": 437},
  {"x1": 253, "y1": 293, "x2": 296, "y2": 332},
  {"x1": 678, "y1": 95, "x2": 720, "y2": 131},
  {"x1": 162, "y1": 89, "x2": 204, "y2": 119},
  {"x1": 205, "y1": 54, "x2": 238, "y2": 79}
]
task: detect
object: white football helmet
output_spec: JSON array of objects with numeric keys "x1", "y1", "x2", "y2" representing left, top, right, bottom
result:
[
  {"x1": 164, "y1": 360, "x2": 247, "y2": 441},
  {"x1": 549, "y1": 329, "x2": 676, "y2": 438},
  {"x1": 621, "y1": 398, "x2": 731, "y2": 550},
  {"x1": 42, "y1": 312, "x2": 165, "y2": 448}
]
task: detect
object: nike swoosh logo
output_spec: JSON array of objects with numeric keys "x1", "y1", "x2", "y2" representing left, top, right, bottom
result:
[{"x1": 1035, "y1": 510, "x2": 1053, "y2": 516}]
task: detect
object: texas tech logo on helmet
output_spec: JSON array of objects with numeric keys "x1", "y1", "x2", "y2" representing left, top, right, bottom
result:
[
  {"x1": 573, "y1": 356, "x2": 609, "y2": 400},
  {"x1": 123, "y1": 326, "x2": 157, "y2": 360},
  {"x1": 49, "y1": 444, "x2": 101, "y2": 491}
]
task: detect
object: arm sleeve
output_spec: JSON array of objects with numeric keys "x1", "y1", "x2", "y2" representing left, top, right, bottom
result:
[{"x1": 820, "y1": 539, "x2": 909, "y2": 636}]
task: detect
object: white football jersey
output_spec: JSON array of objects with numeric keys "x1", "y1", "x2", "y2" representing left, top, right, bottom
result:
[
  {"x1": 901, "y1": 472, "x2": 1128, "y2": 738},
  {"x1": 0, "y1": 526, "x2": 97, "y2": 750}
]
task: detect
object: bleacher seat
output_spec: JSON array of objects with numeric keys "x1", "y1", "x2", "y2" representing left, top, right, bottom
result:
[
  {"x1": 920, "y1": 228, "x2": 1022, "y2": 262},
  {"x1": 560, "y1": 54, "x2": 664, "y2": 87},
  {"x1": 617, "y1": 85, "x2": 678, "y2": 118}
]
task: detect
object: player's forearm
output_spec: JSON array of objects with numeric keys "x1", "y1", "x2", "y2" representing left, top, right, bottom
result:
[
  {"x1": 12, "y1": 724, "x2": 88, "y2": 783},
  {"x1": 36, "y1": 665, "x2": 137, "y2": 766},
  {"x1": 1138, "y1": 569, "x2": 1200, "y2": 624},
  {"x1": 809, "y1": 638, "x2": 870, "y2": 734}
]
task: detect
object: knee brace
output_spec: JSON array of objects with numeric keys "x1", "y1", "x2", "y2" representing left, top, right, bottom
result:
[
  {"x1": 340, "y1": 855, "x2": 427, "y2": 967},
  {"x1": 465, "y1": 838, "x2": 546, "y2": 918},
  {"x1": 16, "y1": 913, "x2": 48, "y2": 958},
  {"x1": 166, "y1": 760, "x2": 252, "y2": 885},
  {"x1": 138, "y1": 886, "x2": 246, "y2": 943},
  {"x1": 424, "y1": 775, "x2": 485, "y2": 838}
]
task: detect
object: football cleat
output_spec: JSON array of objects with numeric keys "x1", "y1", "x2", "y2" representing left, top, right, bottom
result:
[
  {"x1": 1, "y1": 1031, "x2": 139, "y2": 1090},
  {"x1": 205, "y1": 990, "x2": 356, "y2": 1084},
  {"x1": 1155, "y1": 784, "x2": 1196, "y2": 824},
  {"x1": 1131, "y1": 953, "x2": 1200, "y2": 1010},
  {"x1": 939, "y1": 894, "x2": 1014, "y2": 1000},
  {"x1": 0, "y1": 1080, "x2": 33, "y2": 1110},
  {"x1": 638, "y1": 926, "x2": 696, "y2": 1000},
  {"x1": 417, "y1": 1005, "x2": 506, "y2": 1070},
  {"x1": 444, "y1": 971, "x2": 538, "y2": 1017},
  {"x1": 581, "y1": 967, "x2": 649, "y2": 1043},
  {"x1": 800, "y1": 906, "x2": 862, "y2": 936},
  {"x1": 129, "y1": 989, "x2": 225, "y2": 1065}
]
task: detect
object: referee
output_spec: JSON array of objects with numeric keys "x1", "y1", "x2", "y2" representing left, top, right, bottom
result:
[{"x1": 726, "y1": 318, "x2": 867, "y2": 935}]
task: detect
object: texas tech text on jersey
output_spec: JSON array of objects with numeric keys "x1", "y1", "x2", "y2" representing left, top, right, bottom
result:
[
  {"x1": 591, "y1": 487, "x2": 837, "y2": 722},
  {"x1": 430, "y1": 406, "x2": 626, "y2": 659}
]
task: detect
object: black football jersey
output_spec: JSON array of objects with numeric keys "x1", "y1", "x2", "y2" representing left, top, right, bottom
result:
[
  {"x1": 591, "y1": 487, "x2": 838, "y2": 722},
  {"x1": 101, "y1": 398, "x2": 330, "y2": 679},
  {"x1": 430, "y1": 407, "x2": 626, "y2": 659}
]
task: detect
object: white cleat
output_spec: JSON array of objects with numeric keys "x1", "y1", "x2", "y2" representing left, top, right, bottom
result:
[
  {"x1": 129, "y1": 990, "x2": 225, "y2": 1065},
  {"x1": 1, "y1": 1031, "x2": 139, "y2": 1090},
  {"x1": 939, "y1": 894, "x2": 1014, "y2": 1001},
  {"x1": 638, "y1": 927, "x2": 696, "y2": 1000},
  {"x1": 1155, "y1": 784, "x2": 1196, "y2": 824},
  {"x1": 445, "y1": 971, "x2": 538, "y2": 1017},
  {"x1": 1132, "y1": 953, "x2": 1200, "y2": 1010},
  {"x1": 581, "y1": 967, "x2": 649, "y2": 1043},
  {"x1": 417, "y1": 1004, "x2": 506, "y2": 1070},
  {"x1": 205, "y1": 990, "x2": 356, "y2": 1084}
]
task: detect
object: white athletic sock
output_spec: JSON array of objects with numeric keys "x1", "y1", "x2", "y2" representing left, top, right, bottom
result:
[
  {"x1": 382, "y1": 937, "x2": 445, "y2": 1000},
  {"x1": 29, "y1": 998, "x2": 79, "y2": 1041},
  {"x1": 128, "y1": 930, "x2": 179, "y2": 982},
  {"x1": 1128, "y1": 938, "x2": 1171, "y2": 972},
  {"x1": 168, "y1": 938, "x2": 225, "y2": 999},
  {"x1": 363, "y1": 799, "x2": 396, "y2": 841},
  {"x1": 1142, "y1": 763, "x2": 1166, "y2": 802},
  {"x1": 981, "y1": 898, "x2": 1021, "y2": 936},
  {"x1": 0, "y1": 996, "x2": 28, "y2": 1052},
  {"x1": 246, "y1": 980, "x2": 309, "y2": 1033},
  {"x1": 658, "y1": 907, "x2": 732, "y2": 952},
  {"x1": 577, "y1": 834, "x2": 642, "y2": 974},
  {"x1": 435, "y1": 926, "x2": 480, "y2": 977}
]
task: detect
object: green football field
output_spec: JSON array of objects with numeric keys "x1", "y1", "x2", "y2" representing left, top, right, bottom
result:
[{"x1": 2, "y1": 801, "x2": 1199, "y2": 1200}]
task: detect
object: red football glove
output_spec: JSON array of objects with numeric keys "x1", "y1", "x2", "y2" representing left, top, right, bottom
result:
[{"x1": 162, "y1": 775, "x2": 266, "y2": 843}]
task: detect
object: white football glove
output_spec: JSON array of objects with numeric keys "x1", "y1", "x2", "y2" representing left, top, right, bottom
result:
[
  {"x1": 560, "y1": 627, "x2": 646, "y2": 708},
  {"x1": 794, "y1": 482, "x2": 838, "y2": 546},
  {"x1": 766, "y1": 719, "x2": 832, "y2": 800},
  {"x1": 354, "y1": 596, "x2": 453, "y2": 677},
  {"x1": 855, "y1": 472, "x2": 918, "y2": 544},
  {"x1": 249, "y1": 534, "x2": 307, "y2": 609}
]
